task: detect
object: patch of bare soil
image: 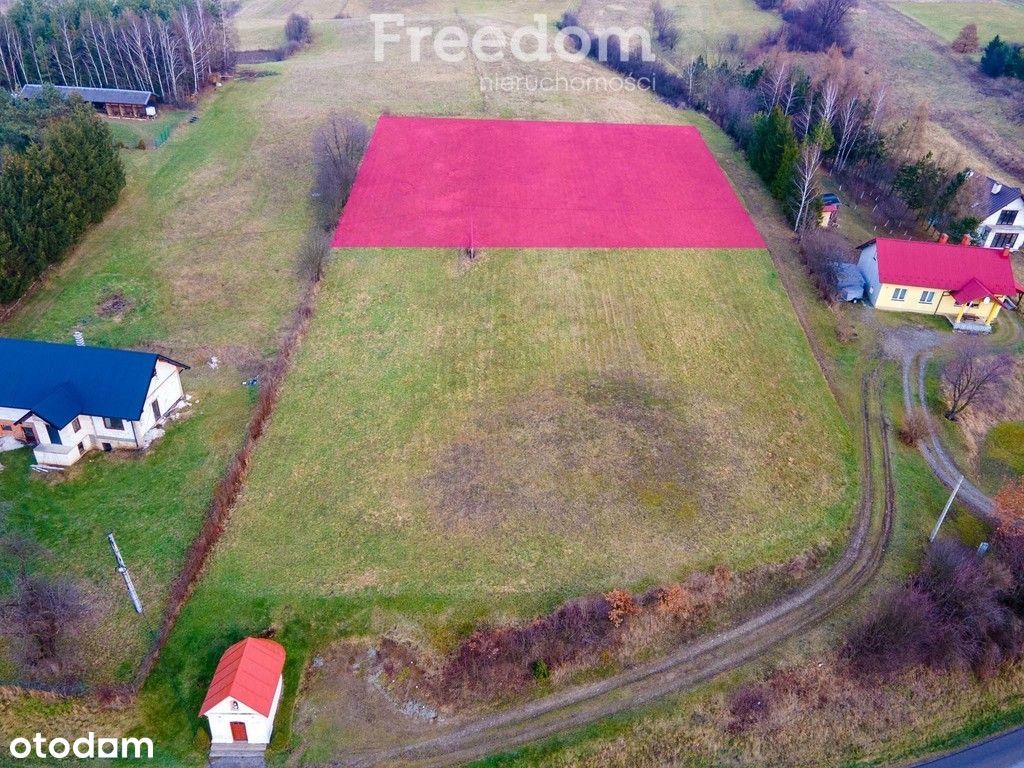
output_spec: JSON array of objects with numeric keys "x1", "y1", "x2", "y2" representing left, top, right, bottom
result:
[
  {"x1": 96, "y1": 291, "x2": 133, "y2": 319},
  {"x1": 423, "y1": 374, "x2": 711, "y2": 536}
]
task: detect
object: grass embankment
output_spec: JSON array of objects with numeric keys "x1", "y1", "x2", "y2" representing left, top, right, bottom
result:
[{"x1": 0, "y1": 67, "x2": 306, "y2": 688}]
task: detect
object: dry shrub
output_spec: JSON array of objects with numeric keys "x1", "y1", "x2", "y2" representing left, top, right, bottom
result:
[
  {"x1": 727, "y1": 681, "x2": 775, "y2": 733},
  {"x1": 898, "y1": 408, "x2": 930, "y2": 446},
  {"x1": 439, "y1": 594, "x2": 614, "y2": 703},
  {"x1": 606, "y1": 589, "x2": 641, "y2": 627},
  {"x1": 653, "y1": 584, "x2": 694, "y2": 618},
  {"x1": 844, "y1": 539, "x2": 1024, "y2": 679}
]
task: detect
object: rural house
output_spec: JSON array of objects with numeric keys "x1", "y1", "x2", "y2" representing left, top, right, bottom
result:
[
  {"x1": 858, "y1": 238, "x2": 1022, "y2": 332},
  {"x1": 975, "y1": 178, "x2": 1024, "y2": 251},
  {"x1": 0, "y1": 338, "x2": 187, "y2": 468},
  {"x1": 18, "y1": 84, "x2": 158, "y2": 119},
  {"x1": 200, "y1": 638, "x2": 286, "y2": 753}
]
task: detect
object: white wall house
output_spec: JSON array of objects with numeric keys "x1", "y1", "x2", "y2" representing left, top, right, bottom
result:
[
  {"x1": 0, "y1": 338, "x2": 188, "y2": 467},
  {"x1": 976, "y1": 178, "x2": 1024, "y2": 252},
  {"x1": 200, "y1": 638, "x2": 286, "y2": 751}
]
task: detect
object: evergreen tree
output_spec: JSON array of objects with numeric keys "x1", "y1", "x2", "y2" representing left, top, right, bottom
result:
[
  {"x1": 748, "y1": 106, "x2": 796, "y2": 188},
  {"x1": 980, "y1": 35, "x2": 1011, "y2": 77}
]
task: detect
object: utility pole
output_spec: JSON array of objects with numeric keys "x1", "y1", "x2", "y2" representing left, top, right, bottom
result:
[
  {"x1": 107, "y1": 532, "x2": 143, "y2": 613},
  {"x1": 930, "y1": 475, "x2": 964, "y2": 542}
]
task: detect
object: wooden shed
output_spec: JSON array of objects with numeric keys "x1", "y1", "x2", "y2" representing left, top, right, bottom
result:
[{"x1": 19, "y1": 84, "x2": 157, "y2": 119}]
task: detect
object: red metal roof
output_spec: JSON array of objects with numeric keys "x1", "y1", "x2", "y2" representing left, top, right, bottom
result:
[
  {"x1": 862, "y1": 238, "x2": 1019, "y2": 297},
  {"x1": 199, "y1": 638, "x2": 285, "y2": 717}
]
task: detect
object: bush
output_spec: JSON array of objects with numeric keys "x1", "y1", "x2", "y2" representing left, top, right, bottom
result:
[
  {"x1": 440, "y1": 594, "x2": 614, "y2": 702},
  {"x1": 782, "y1": 0, "x2": 857, "y2": 52},
  {"x1": 651, "y1": 1, "x2": 681, "y2": 49},
  {"x1": 951, "y1": 23, "x2": 980, "y2": 54},
  {"x1": 844, "y1": 540, "x2": 1024, "y2": 678},
  {"x1": 799, "y1": 228, "x2": 848, "y2": 302},
  {"x1": 284, "y1": 12, "x2": 312, "y2": 44},
  {"x1": 0, "y1": 574, "x2": 91, "y2": 686},
  {"x1": 898, "y1": 408, "x2": 930, "y2": 445},
  {"x1": 727, "y1": 681, "x2": 775, "y2": 733}
]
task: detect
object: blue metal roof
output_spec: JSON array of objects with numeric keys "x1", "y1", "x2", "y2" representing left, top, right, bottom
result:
[
  {"x1": 0, "y1": 338, "x2": 186, "y2": 429},
  {"x1": 985, "y1": 177, "x2": 1023, "y2": 219}
]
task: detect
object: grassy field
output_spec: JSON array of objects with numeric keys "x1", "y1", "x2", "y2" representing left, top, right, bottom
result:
[
  {"x1": 466, "y1": 365, "x2": 1002, "y2": 768},
  {"x1": 980, "y1": 421, "x2": 1024, "y2": 492},
  {"x1": 890, "y1": 0, "x2": 1024, "y2": 44}
]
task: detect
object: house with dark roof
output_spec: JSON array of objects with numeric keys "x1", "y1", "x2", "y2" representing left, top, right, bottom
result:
[
  {"x1": 975, "y1": 177, "x2": 1023, "y2": 251},
  {"x1": 18, "y1": 84, "x2": 158, "y2": 119},
  {"x1": 200, "y1": 638, "x2": 286, "y2": 753},
  {"x1": 0, "y1": 338, "x2": 187, "y2": 467},
  {"x1": 857, "y1": 238, "x2": 1022, "y2": 332}
]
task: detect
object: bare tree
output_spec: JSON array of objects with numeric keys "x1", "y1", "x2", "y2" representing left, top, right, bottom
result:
[
  {"x1": 793, "y1": 135, "x2": 824, "y2": 231},
  {"x1": 942, "y1": 339, "x2": 1014, "y2": 420},
  {"x1": 651, "y1": 1, "x2": 680, "y2": 50},
  {"x1": 312, "y1": 112, "x2": 370, "y2": 229},
  {"x1": 0, "y1": 574, "x2": 90, "y2": 685}
]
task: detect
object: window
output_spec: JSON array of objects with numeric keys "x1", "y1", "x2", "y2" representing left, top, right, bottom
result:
[
  {"x1": 103, "y1": 417, "x2": 124, "y2": 431},
  {"x1": 992, "y1": 232, "x2": 1019, "y2": 250},
  {"x1": 919, "y1": 290, "x2": 935, "y2": 304},
  {"x1": 1, "y1": 424, "x2": 10, "y2": 432},
  {"x1": 891, "y1": 287, "x2": 908, "y2": 301},
  {"x1": 71, "y1": 417, "x2": 81, "y2": 432},
  {"x1": 77, "y1": 442, "x2": 85, "y2": 453},
  {"x1": 997, "y1": 209, "x2": 1018, "y2": 226}
]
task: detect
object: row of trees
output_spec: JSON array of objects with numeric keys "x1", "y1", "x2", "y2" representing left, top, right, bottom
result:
[
  {"x1": 0, "y1": 91, "x2": 124, "y2": 304},
  {"x1": 980, "y1": 35, "x2": 1024, "y2": 80},
  {"x1": 0, "y1": 0, "x2": 237, "y2": 104}
]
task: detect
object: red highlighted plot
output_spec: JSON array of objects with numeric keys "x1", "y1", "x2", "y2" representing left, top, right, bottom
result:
[{"x1": 332, "y1": 115, "x2": 765, "y2": 249}]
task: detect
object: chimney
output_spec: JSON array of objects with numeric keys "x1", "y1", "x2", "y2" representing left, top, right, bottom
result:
[
  {"x1": 938, "y1": 233, "x2": 949, "y2": 244},
  {"x1": 961, "y1": 234, "x2": 972, "y2": 246},
  {"x1": 1003, "y1": 248, "x2": 1012, "y2": 259},
  {"x1": 993, "y1": 182, "x2": 1003, "y2": 194}
]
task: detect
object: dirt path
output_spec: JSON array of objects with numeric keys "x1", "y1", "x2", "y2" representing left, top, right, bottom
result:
[
  {"x1": 893, "y1": 314, "x2": 1023, "y2": 522},
  {"x1": 329, "y1": 372, "x2": 895, "y2": 767},
  {"x1": 903, "y1": 350, "x2": 995, "y2": 519}
]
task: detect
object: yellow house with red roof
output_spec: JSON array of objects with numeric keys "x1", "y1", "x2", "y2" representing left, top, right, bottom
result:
[{"x1": 858, "y1": 238, "x2": 1023, "y2": 332}]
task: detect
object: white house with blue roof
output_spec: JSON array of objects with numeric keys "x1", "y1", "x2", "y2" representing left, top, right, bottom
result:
[{"x1": 0, "y1": 338, "x2": 188, "y2": 468}]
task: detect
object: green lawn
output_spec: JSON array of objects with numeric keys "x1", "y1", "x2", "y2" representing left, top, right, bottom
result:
[
  {"x1": 890, "y1": 0, "x2": 1024, "y2": 44},
  {"x1": 104, "y1": 109, "x2": 191, "y2": 150},
  {"x1": 980, "y1": 421, "x2": 1024, "y2": 492}
]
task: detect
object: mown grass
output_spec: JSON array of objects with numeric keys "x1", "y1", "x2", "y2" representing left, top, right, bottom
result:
[
  {"x1": 890, "y1": 0, "x2": 1024, "y2": 45},
  {"x1": 0, "y1": 380, "x2": 249, "y2": 684},
  {"x1": 104, "y1": 109, "x2": 191, "y2": 150}
]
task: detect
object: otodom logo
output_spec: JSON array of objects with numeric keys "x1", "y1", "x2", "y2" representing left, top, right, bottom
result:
[{"x1": 8, "y1": 733, "x2": 154, "y2": 760}]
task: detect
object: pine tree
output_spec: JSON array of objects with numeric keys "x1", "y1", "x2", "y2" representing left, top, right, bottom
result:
[{"x1": 980, "y1": 35, "x2": 1011, "y2": 77}]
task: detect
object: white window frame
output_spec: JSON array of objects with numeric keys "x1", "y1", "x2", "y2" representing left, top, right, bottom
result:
[
  {"x1": 892, "y1": 287, "x2": 907, "y2": 302},
  {"x1": 919, "y1": 290, "x2": 935, "y2": 304}
]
